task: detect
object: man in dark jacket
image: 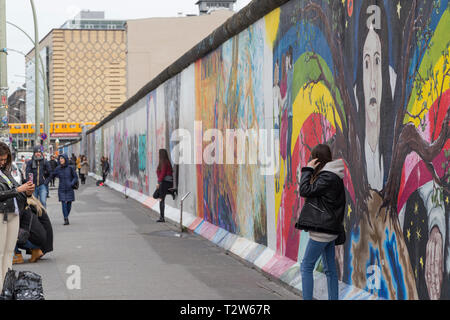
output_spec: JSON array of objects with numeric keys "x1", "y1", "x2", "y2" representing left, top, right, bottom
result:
[
  {"x1": 48, "y1": 155, "x2": 58, "y2": 187},
  {"x1": 26, "y1": 146, "x2": 51, "y2": 208}
]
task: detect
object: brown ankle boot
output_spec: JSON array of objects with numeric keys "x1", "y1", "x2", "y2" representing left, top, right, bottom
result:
[
  {"x1": 29, "y1": 249, "x2": 44, "y2": 263},
  {"x1": 13, "y1": 253, "x2": 24, "y2": 264}
]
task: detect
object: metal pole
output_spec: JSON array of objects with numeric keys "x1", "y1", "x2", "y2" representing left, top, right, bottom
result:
[
  {"x1": 7, "y1": 21, "x2": 49, "y2": 151},
  {"x1": 0, "y1": 0, "x2": 9, "y2": 146},
  {"x1": 30, "y1": 0, "x2": 40, "y2": 147},
  {"x1": 180, "y1": 192, "x2": 191, "y2": 233}
]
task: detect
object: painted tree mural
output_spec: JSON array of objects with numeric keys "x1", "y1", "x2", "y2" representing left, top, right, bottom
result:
[{"x1": 273, "y1": 0, "x2": 449, "y2": 299}]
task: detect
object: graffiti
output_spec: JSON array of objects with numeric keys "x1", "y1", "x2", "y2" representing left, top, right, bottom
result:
[
  {"x1": 194, "y1": 21, "x2": 268, "y2": 245},
  {"x1": 85, "y1": 0, "x2": 449, "y2": 300},
  {"x1": 273, "y1": 0, "x2": 449, "y2": 299}
]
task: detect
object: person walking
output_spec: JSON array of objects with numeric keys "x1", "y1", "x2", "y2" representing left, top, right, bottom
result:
[
  {"x1": 48, "y1": 155, "x2": 58, "y2": 187},
  {"x1": 26, "y1": 146, "x2": 51, "y2": 208},
  {"x1": 76, "y1": 155, "x2": 81, "y2": 176},
  {"x1": 101, "y1": 156, "x2": 110, "y2": 184},
  {"x1": 79, "y1": 155, "x2": 89, "y2": 185},
  {"x1": 0, "y1": 142, "x2": 35, "y2": 291},
  {"x1": 45, "y1": 154, "x2": 78, "y2": 226},
  {"x1": 154, "y1": 149, "x2": 177, "y2": 223},
  {"x1": 295, "y1": 144, "x2": 346, "y2": 300},
  {"x1": 68, "y1": 154, "x2": 76, "y2": 171}
]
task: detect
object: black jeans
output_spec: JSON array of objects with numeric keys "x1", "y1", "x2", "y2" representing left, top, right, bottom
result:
[{"x1": 158, "y1": 181, "x2": 173, "y2": 219}]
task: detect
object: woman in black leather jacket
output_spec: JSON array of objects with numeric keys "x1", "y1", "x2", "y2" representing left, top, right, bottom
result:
[
  {"x1": 0, "y1": 142, "x2": 35, "y2": 291},
  {"x1": 296, "y1": 144, "x2": 346, "y2": 300}
]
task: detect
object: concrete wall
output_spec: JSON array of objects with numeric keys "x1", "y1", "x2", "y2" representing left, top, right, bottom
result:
[{"x1": 85, "y1": 0, "x2": 450, "y2": 300}]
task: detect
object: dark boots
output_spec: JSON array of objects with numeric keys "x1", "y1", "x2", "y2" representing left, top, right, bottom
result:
[
  {"x1": 157, "y1": 200, "x2": 165, "y2": 222},
  {"x1": 64, "y1": 218, "x2": 70, "y2": 225}
]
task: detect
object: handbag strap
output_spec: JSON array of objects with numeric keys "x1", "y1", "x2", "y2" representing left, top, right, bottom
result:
[{"x1": 25, "y1": 206, "x2": 34, "y2": 232}]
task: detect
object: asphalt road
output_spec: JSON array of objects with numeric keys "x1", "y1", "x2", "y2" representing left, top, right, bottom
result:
[{"x1": 14, "y1": 177, "x2": 300, "y2": 300}]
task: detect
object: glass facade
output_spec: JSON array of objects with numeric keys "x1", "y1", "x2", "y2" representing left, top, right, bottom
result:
[{"x1": 60, "y1": 19, "x2": 126, "y2": 30}]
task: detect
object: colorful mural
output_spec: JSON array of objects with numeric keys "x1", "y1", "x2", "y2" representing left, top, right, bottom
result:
[
  {"x1": 85, "y1": 0, "x2": 449, "y2": 300},
  {"x1": 195, "y1": 20, "x2": 268, "y2": 245},
  {"x1": 272, "y1": 0, "x2": 449, "y2": 300}
]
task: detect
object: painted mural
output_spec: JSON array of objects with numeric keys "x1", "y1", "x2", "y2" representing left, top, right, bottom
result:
[
  {"x1": 85, "y1": 0, "x2": 449, "y2": 300},
  {"x1": 195, "y1": 20, "x2": 268, "y2": 245},
  {"x1": 272, "y1": 0, "x2": 449, "y2": 300}
]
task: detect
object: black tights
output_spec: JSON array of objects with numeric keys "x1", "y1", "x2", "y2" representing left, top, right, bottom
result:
[{"x1": 159, "y1": 181, "x2": 174, "y2": 219}]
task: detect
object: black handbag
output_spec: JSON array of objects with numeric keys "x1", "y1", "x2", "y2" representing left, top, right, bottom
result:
[
  {"x1": 17, "y1": 210, "x2": 33, "y2": 247},
  {"x1": 71, "y1": 167, "x2": 79, "y2": 190},
  {"x1": 335, "y1": 229, "x2": 346, "y2": 246},
  {"x1": 152, "y1": 188, "x2": 160, "y2": 199}
]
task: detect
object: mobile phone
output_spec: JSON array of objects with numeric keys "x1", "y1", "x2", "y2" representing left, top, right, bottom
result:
[{"x1": 28, "y1": 173, "x2": 33, "y2": 183}]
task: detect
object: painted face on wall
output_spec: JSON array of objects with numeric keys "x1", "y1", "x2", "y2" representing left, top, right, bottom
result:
[{"x1": 363, "y1": 27, "x2": 382, "y2": 126}]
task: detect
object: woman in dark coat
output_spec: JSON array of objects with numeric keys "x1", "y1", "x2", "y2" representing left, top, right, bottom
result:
[
  {"x1": 45, "y1": 154, "x2": 78, "y2": 225},
  {"x1": 18, "y1": 195, "x2": 54, "y2": 262}
]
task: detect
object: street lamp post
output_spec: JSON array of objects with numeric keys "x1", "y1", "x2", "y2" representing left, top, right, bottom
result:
[
  {"x1": 6, "y1": 22, "x2": 50, "y2": 151},
  {"x1": 7, "y1": 47, "x2": 49, "y2": 148},
  {"x1": 0, "y1": 0, "x2": 9, "y2": 145},
  {"x1": 30, "y1": 0, "x2": 40, "y2": 148}
]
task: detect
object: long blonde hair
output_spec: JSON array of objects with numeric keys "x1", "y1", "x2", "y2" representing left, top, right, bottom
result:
[{"x1": 26, "y1": 195, "x2": 46, "y2": 217}]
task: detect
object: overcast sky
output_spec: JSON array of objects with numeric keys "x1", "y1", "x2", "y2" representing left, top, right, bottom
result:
[{"x1": 5, "y1": 0, "x2": 253, "y2": 94}]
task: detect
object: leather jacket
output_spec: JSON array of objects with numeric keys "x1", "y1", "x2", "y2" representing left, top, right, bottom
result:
[
  {"x1": 295, "y1": 166, "x2": 346, "y2": 235},
  {"x1": 0, "y1": 169, "x2": 28, "y2": 217}
]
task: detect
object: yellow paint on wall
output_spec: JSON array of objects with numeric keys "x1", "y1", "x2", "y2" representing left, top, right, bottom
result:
[
  {"x1": 274, "y1": 83, "x2": 343, "y2": 224},
  {"x1": 265, "y1": 8, "x2": 280, "y2": 49},
  {"x1": 405, "y1": 54, "x2": 450, "y2": 127}
]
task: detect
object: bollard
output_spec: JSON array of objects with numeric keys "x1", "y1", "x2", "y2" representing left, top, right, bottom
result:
[{"x1": 180, "y1": 192, "x2": 191, "y2": 233}]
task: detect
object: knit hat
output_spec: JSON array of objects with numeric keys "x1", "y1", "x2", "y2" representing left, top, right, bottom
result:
[{"x1": 33, "y1": 146, "x2": 42, "y2": 154}]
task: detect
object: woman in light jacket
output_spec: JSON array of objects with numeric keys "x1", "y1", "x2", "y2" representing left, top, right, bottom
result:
[{"x1": 79, "y1": 155, "x2": 89, "y2": 185}]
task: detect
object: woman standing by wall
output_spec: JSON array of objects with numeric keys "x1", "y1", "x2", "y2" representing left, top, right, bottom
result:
[
  {"x1": 296, "y1": 144, "x2": 346, "y2": 300},
  {"x1": 154, "y1": 149, "x2": 176, "y2": 223},
  {"x1": 0, "y1": 142, "x2": 35, "y2": 291}
]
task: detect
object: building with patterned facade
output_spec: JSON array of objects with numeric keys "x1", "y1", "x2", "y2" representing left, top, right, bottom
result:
[{"x1": 26, "y1": 19, "x2": 127, "y2": 124}]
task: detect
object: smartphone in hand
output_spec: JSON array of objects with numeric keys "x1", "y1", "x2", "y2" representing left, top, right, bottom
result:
[{"x1": 28, "y1": 173, "x2": 34, "y2": 183}]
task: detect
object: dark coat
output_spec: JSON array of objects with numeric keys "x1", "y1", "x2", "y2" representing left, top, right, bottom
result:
[
  {"x1": 102, "y1": 159, "x2": 110, "y2": 174},
  {"x1": 295, "y1": 167, "x2": 346, "y2": 235},
  {"x1": 25, "y1": 156, "x2": 51, "y2": 187},
  {"x1": 19, "y1": 203, "x2": 53, "y2": 254},
  {"x1": 45, "y1": 154, "x2": 78, "y2": 202},
  {"x1": 0, "y1": 169, "x2": 29, "y2": 215},
  {"x1": 49, "y1": 159, "x2": 58, "y2": 171}
]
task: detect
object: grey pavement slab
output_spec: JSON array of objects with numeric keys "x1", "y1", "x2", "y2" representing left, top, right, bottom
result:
[{"x1": 13, "y1": 177, "x2": 300, "y2": 300}]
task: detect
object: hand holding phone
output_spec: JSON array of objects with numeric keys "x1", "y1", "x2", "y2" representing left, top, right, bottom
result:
[{"x1": 28, "y1": 173, "x2": 34, "y2": 183}]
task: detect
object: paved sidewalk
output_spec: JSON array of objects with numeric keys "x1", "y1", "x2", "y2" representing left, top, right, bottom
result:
[{"x1": 14, "y1": 177, "x2": 300, "y2": 300}]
